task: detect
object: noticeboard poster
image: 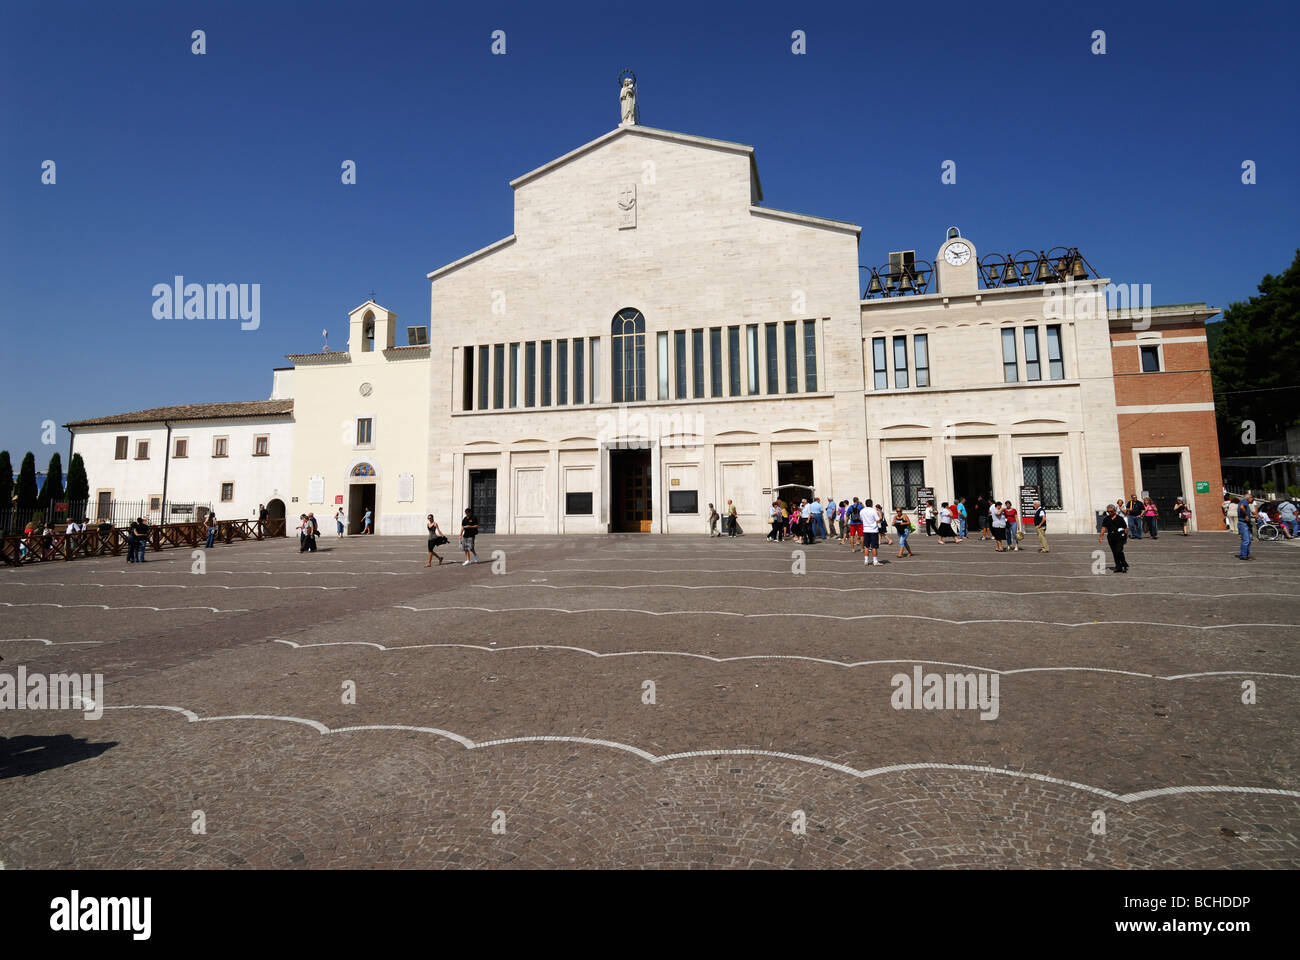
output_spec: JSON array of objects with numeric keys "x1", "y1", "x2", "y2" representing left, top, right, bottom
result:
[{"x1": 1019, "y1": 485, "x2": 1039, "y2": 524}]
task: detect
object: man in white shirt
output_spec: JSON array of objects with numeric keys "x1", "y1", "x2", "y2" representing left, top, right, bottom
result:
[{"x1": 861, "y1": 498, "x2": 882, "y2": 566}]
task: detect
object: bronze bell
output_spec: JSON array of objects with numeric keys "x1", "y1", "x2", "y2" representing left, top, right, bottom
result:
[
  {"x1": 1071, "y1": 255, "x2": 1088, "y2": 280},
  {"x1": 1002, "y1": 262, "x2": 1019, "y2": 285},
  {"x1": 867, "y1": 274, "x2": 883, "y2": 296},
  {"x1": 1034, "y1": 256, "x2": 1052, "y2": 282},
  {"x1": 900, "y1": 271, "x2": 914, "y2": 292}
]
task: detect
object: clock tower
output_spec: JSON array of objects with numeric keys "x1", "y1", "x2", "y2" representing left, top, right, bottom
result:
[{"x1": 935, "y1": 228, "x2": 978, "y2": 295}]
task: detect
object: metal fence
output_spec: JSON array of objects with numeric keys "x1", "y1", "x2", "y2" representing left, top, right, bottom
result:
[{"x1": 0, "y1": 499, "x2": 214, "y2": 535}]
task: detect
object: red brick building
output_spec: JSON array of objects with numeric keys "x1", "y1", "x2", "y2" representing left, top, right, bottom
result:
[{"x1": 1109, "y1": 303, "x2": 1223, "y2": 531}]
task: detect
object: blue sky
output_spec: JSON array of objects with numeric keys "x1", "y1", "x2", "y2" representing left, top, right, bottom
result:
[{"x1": 2, "y1": 0, "x2": 1297, "y2": 466}]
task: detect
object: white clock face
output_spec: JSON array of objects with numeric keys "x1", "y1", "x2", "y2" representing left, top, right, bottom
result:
[{"x1": 944, "y1": 241, "x2": 971, "y2": 266}]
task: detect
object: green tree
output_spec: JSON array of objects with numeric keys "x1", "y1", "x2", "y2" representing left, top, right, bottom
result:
[
  {"x1": 36, "y1": 452, "x2": 64, "y2": 509},
  {"x1": 16, "y1": 452, "x2": 38, "y2": 510},
  {"x1": 0, "y1": 450, "x2": 12, "y2": 509},
  {"x1": 66, "y1": 452, "x2": 89, "y2": 504},
  {"x1": 1212, "y1": 248, "x2": 1300, "y2": 455}
]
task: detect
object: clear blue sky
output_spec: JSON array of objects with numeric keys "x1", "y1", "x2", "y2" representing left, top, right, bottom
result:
[{"x1": 2, "y1": 0, "x2": 1297, "y2": 466}]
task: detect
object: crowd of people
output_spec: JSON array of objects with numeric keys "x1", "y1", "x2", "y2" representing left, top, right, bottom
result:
[{"x1": 754, "y1": 494, "x2": 1052, "y2": 566}]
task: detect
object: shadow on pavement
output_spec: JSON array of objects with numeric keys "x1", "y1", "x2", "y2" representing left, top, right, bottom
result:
[{"x1": 0, "y1": 734, "x2": 117, "y2": 779}]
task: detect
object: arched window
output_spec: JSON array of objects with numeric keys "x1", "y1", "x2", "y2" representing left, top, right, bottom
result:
[{"x1": 611, "y1": 308, "x2": 646, "y2": 402}]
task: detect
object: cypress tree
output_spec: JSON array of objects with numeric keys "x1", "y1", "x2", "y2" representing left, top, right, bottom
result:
[
  {"x1": 36, "y1": 452, "x2": 65, "y2": 509},
  {"x1": 66, "y1": 452, "x2": 90, "y2": 504},
  {"x1": 16, "y1": 452, "x2": 38, "y2": 510}
]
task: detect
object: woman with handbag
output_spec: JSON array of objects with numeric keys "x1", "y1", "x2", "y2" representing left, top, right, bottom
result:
[
  {"x1": 1173, "y1": 497, "x2": 1192, "y2": 536},
  {"x1": 1143, "y1": 497, "x2": 1159, "y2": 539},
  {"x1": 426, "y1": 514, "x2": 448, "y2": 566},
  {"x1": 893, "y1": 507, "x2": 913, "y2": 558}
]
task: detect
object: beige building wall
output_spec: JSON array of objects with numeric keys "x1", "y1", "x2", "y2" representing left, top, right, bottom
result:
[
  {"x1": 426, "y1": 125, "x2": 864, "y2": 534},
  {"x1": 860, "y1": 235, "x2": 1124, "y2": 533},
  {"x1": 288, "y1": 302, "x2": 431, "y2": 535}
]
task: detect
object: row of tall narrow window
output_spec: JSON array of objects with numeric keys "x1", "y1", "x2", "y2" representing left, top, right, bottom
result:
[
  {"x1": 890, "y1": 456, "x2": 1063, "y2": 510},
  {"x1": 462, "y1": 311, "x2": 820, "y2": 411},
  {"x1": 463, "y1": 338, "x2": 602, "y2": 411},
  {"x1": 870, "y1": 326, "x2": 1065, "y2": 390}
]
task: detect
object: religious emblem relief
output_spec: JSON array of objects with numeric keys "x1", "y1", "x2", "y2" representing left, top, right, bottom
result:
[{"x1": 618, "y1": 183, "x2": 637, "y2": 229}]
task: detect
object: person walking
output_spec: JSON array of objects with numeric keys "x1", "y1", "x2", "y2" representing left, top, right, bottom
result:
[
  {"x1": 861, "y1": 499, "x2": 882, "y2": 566},
  {"x1": 1099, "y1": 503, "x2": 1130, "y2": 573},
  {"x1": 809, "y1": 497, "x2": 826, "y2": 541},
  {"x1": 1126, "y1": 493, "x2": 1144, "y2": 539},
  {"x1": 726, "y1": 500, "x2": 740, "y2": 537},
  {"x1": 257, "y1": 503, "x2": 268, "y2": 535},
  {"x1": 709, "y1": 502, "x2": 721, "y2": 537},
  {"x1": 362, "y1": 508, "x2": 373, "y2": 535},
  {"x1": 893, "y1": 507, "x2": 913, "y2": 558},
  {"x1": 1143, "y1": 497, "x2": 1159, "y2": 539},
  {"x1": 846, "y1": 498, "x2": 864, "y2": 552},
  {"x1": 1173, "y1": 496, "x2": 1192, "y2": 536},
  {"x1": 1004, "y1": 502, "x2": 1021, "y2": 550},
  {"x1": 297, "y1": 514, "x2": 309, "y2": 552},
  {"x1": 936, "y1": 502, "x2": 958, "y2": 543},
  {"x1": 133, "y1": 515, "x2": 150, "y2": 561},
  {"x1": 876, "y1": 503, "x2": 892, "y2": 547},
  {"x1": 824, "y1": 496, "x2": 837, "y2": 540},
  {"x1": 425, "y1": 514, "x2": 447, "y2": 566},
  {"x1": 335, "y1": 507, "x2": 346, "y2": 538},
  {"x1": 1032, "y1": 500, "x2": 1049, "y2": 552},
  {"x1": 460, "y1": 508, "x2": 480, "y2": 565},
  {"x1": 1278, "y1": 497, "x2": 1298, "y2": 539},
  {"x1": 922, "y1": 500, "x2": 937, "y2": 536},
  {"x1": 991, "y1": 501, "x2": 1008, "y2": 551},
  {"x1": 204, "y1": 512, "x2": 217, "y2": 550},
  {"x1": 1236, "y1": 493, "x2": 1254, "y2": 560},
  {"x1": 306, "y1": 512, "x2": 319, "y2": 552},
  {"x1": 766, "y1": 501, "x2": 782, "y2": 541},
  {"x1": 977, "y1": 494, "x2": 992, "y2": 540},
  {"x1": 956, "y1": 497, "x2": 969, "y2": 541}
]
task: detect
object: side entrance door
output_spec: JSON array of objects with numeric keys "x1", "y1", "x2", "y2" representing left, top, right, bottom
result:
[{"x1": 470, "y1": 470, "x2": 497, "y2": 534}]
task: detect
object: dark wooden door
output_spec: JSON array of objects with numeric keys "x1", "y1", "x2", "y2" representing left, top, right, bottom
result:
[
  {"x1": 470, "y1": 470, "x2": 497, "y2": 534},
  {"x1": 1140, "y1": 453, "x2": 1183, "y2": 525},
  {"x1": 612, "y1": 452, "x2": 652, "y2": 532}
]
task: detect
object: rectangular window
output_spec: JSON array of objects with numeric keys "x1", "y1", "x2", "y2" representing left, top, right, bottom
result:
[
  {"x1": 747, "y1": 324, "x2": 759, "y2": 394},
  {"x1": 149, "y1": 495, "x2": 162, "y2": 512},
  {"x1": 135, "y1": 440, "x2": 150, "y2": 460},
  {"x1": 114, "y1": 436, "x2": 128, "y2": 460},
  {"x1": 692, "y1": 329, "x2": 705, "y2": 398},
  {"x1": 1023, "y1": 456, "x2": 1063, "y2": 509},
  {"x1": 509, "y1": 343, "x2": 520, "y2": 408},
  {"x1": 557, "y1": 340, "x2": 569, "y2": 405},
  {"x1": 590, "y1": 338, "x2": 601, "y2": 403},
  {"x1": 668, "y1": 490, "x2": 699, "y2": 514},
  {"x1": 893, "y1": 336, "x2": 909, "y2": 389},
  {"x1": 1002, "y1": 328, "x2": 1018, "y2": 382},
  {"x1": 174, "y1": 438, "x2": 188, "y2": 458},
  {"x1": 540, "y1": 341, "x2": 552, "y2": 406},
  {"x1": 356, "y1": 419, "x2": 373, "y2": 445},
  {"x1": 1140, "y1": 344, "x2": 1161, "y2": 373},
  {"x1": 525, "y1": 342, "x2": 536, "y2": 408},
  {"x1": 1046, "y1": 325, "x2": 1065, "y2": 380},
  {"x1": 462, "y1": 346, "x2": 474, "y2": 411},
  {"x1": 889, "y1": 460, "x2": 925, "y2": 511},
  {"x1": 565, "y1": 491, "x2": 593, "y2": 515},
  {"x1": 1024, "y1": 328, "x2": 1041, "y2": 381},
  {"x1": 478, "y1": 345, "x2": 490, "y2": 410},
  {"x1": 657, "y1": 332, "x2": 669, "y2": 400},
  {"x1": 674, "y1": 330, "x2": 687, "y2": 399},
  {"x1": 727, "y1": 326, "x2": 741, "y2": 396},
  {"x1": 220, "y1": 482, "x2": 234, "y2": 502},
  {"x1": 784, "y1": 321, "x2": 798, "y2": 393},
  {"x1": 709, "y1": 327, "x2": 723, "y2": 397},
  {"x1": 872, "y1": 337, "x2": 888, "y2": 390},
  {"x1": 254, "y1": 435, "x2": 269, "y2": 456},
  {"x1": 494, "y1": 344, "x2": 506, "y2": 408},
  {"x1": 574, "y1": 341, "x2": 585, "y2": 404},
  {"x1": 803, "y1": 320, "x2": 818, "y2": 391},
  {"x1": 765, "y1": 323, "x2": 778, "y2": 394},
  {"x1": 213, "y1": 437, "x2": 228, "y2": 458},
  {"x1": 914, "y1": 334, "x2": 930, "y2": 387}
]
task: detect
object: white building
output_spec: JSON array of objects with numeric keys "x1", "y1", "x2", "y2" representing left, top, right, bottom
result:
[
  {"x1": 284, "y1": 301, "x2": 431, "y2": 535},
  {"x1": 66, "y1": 397, "x2": 293, "y2": 523}
]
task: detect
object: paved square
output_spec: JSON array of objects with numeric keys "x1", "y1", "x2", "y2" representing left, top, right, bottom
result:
[{"x1": 2, "y1": 532, "x2": 1297, "y2": 868}]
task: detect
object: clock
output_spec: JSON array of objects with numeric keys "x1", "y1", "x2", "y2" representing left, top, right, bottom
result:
[{"x1": 944, "y1": 241, "x2": 971, "y2": 266}]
